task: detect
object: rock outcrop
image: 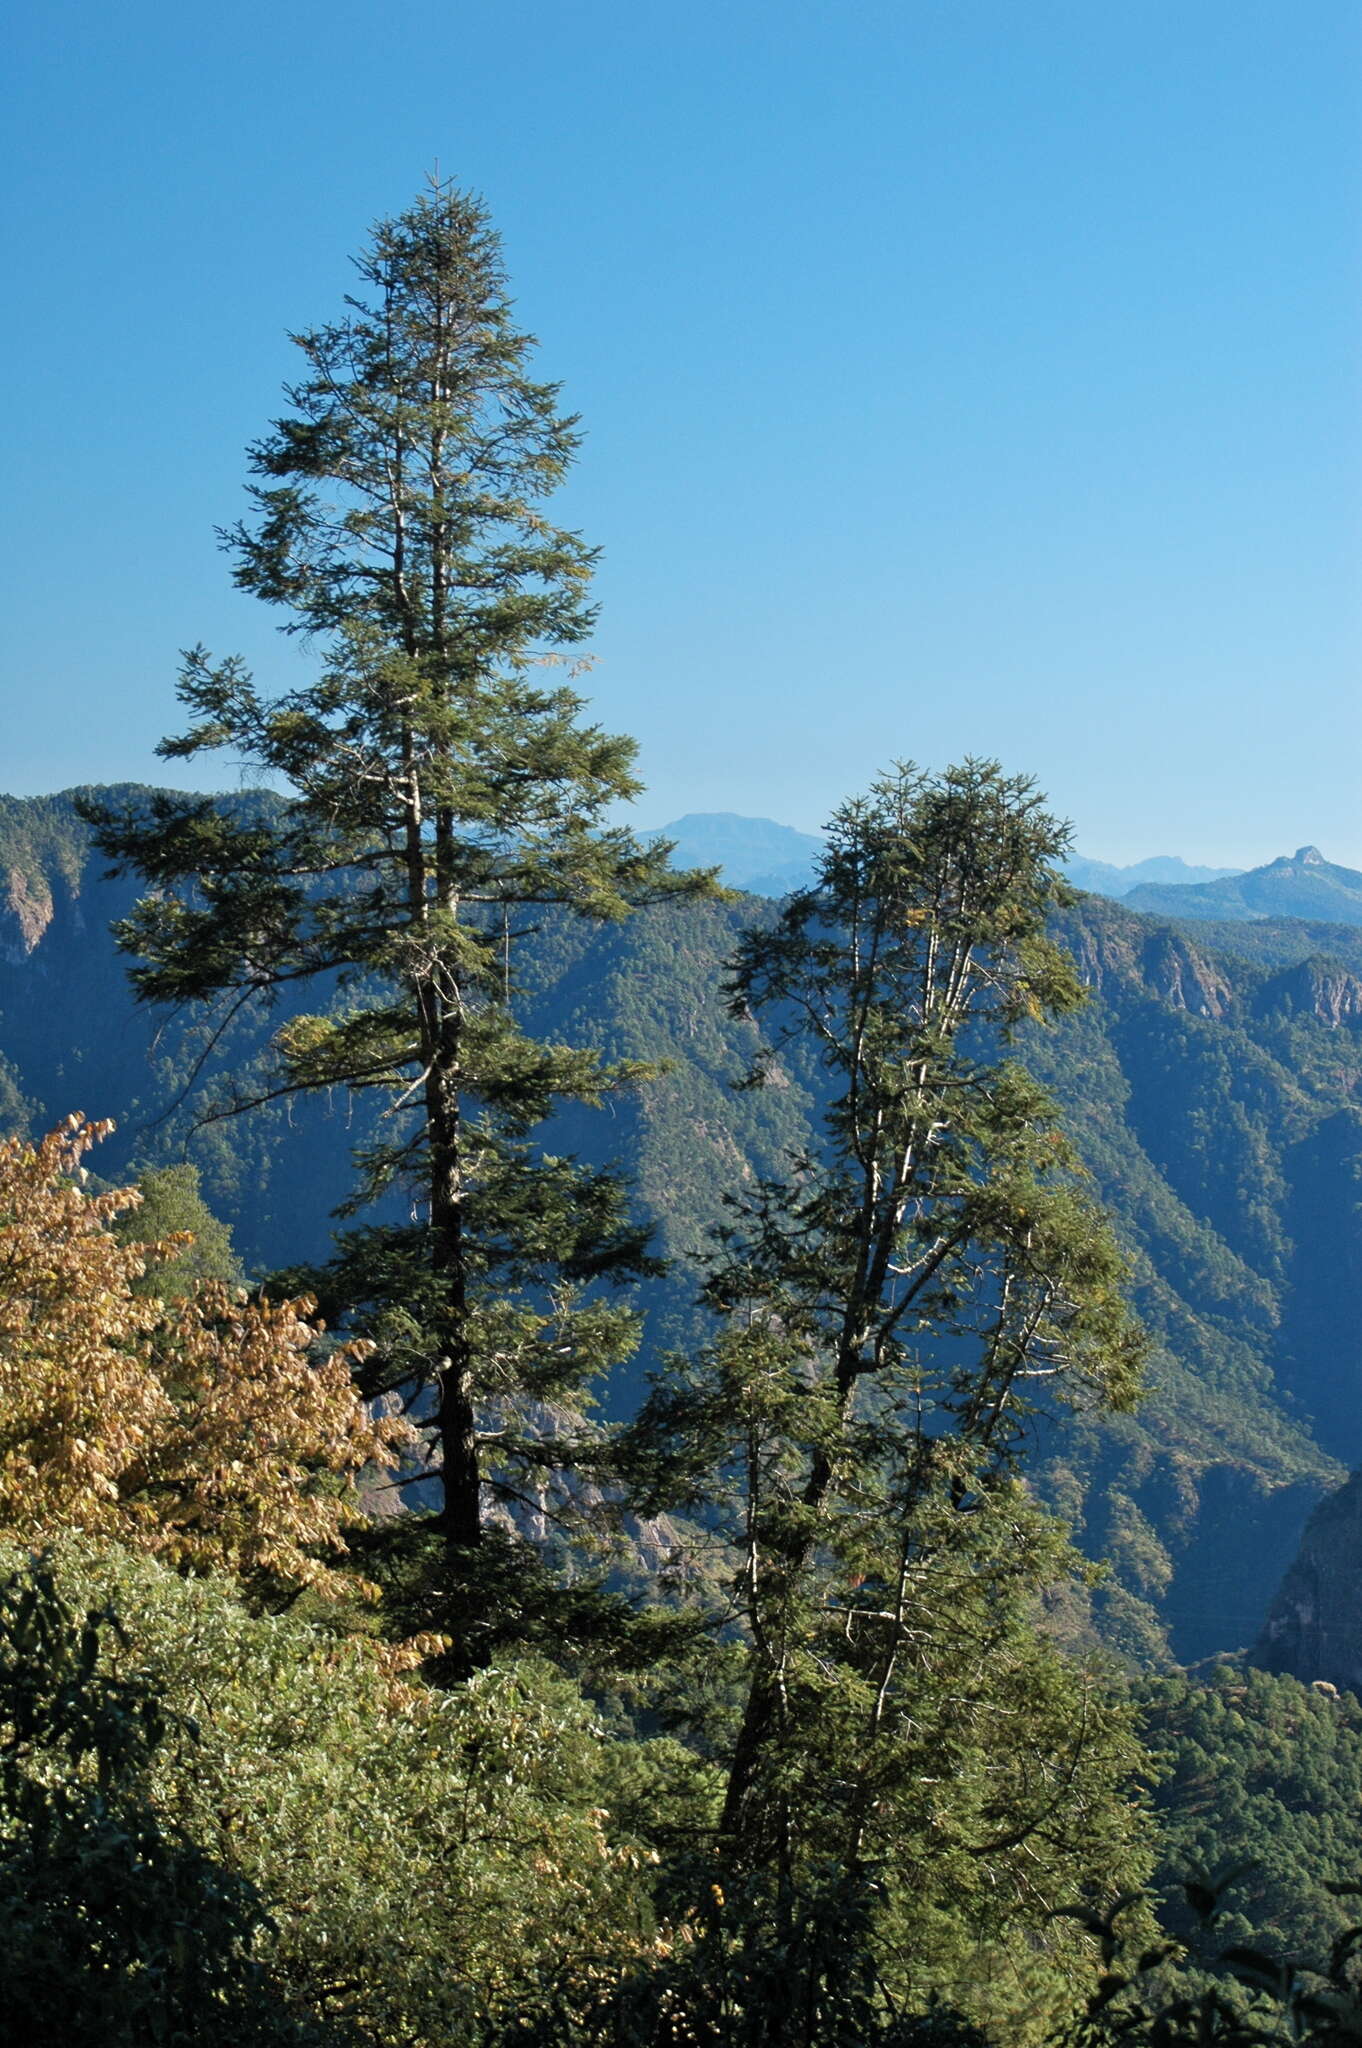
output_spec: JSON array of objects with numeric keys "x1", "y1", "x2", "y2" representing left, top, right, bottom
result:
[
  {"x1": 1255, "y1": 956, "x2": 1362, "y2": 1027},
  {"x1": 0, "y1": 793, "x2": 93, "y2": 963},
  {"x1": 1252, "y1": 1471, "x2": 1362, "y2": 1693},
  {"x1": 1138, "y1": 930, "x2": 1235, "y2": 1019},
  {"x1": 1061, "y1": 897, "x2": 1233, "y2": 1017},
  {"x1": 1, "y1": 866, "x2": 56, "y2": 960}
]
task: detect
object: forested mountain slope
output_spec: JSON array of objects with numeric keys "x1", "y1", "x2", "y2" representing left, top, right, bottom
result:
[{"x1": 5, "y1": 789, "x2": 1362, "y2": 1664}]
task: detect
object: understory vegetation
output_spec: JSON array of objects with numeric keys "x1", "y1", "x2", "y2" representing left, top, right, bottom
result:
[{"x1": 5, "y1": 1122, "x2": 1362, "y2": 2044}]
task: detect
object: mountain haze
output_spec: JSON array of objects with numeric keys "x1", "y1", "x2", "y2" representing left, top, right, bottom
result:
[
  {"x1": 1064, "y1": 852, "x2": 1243, "y2": 897},
  {"x1": 1127, "y1": 845, "x2": 1362, "y2": 925},
  {"x1": 643, "y1": 812, "x2": 822, "y2": 895},
  {"x1": 647, "y1": 812, "x2": 1241, "y2": 904}
]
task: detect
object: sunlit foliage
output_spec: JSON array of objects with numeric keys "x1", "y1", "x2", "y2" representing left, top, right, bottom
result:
[{"x1": 0, "y1": 1117, "x2": 407, "y2": 1593}]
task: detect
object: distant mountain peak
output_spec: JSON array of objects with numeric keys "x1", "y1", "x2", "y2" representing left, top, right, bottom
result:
[
  {"x1": 642, "y1": 813, "x2": 822, "y2": 896},
  {"x1": 1125, "y1": 845, "x2": 1362, "y2": 927}
]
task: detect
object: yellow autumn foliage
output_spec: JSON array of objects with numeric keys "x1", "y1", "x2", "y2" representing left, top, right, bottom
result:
[{"x1": 0, "y1": 1115, "x2": 410, "y2": 1593}]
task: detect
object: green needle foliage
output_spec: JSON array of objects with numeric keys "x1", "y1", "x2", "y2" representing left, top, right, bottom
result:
[
  {"x1": 83, "y1": 179, "x2": 707, "y2": 1554},
  {"x1": 626, "y1": 762, "x2": 1151, "y2": 2030},
  {"x1": 114, "y1": 1161, "x2": 244, "y2": 1300}
]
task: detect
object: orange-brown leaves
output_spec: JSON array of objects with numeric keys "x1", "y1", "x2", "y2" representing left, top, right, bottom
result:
[
  {"x1": 0, "y1": 1116, "x2": 409, "y2": 1594},
  {"x1": 0, "y1": 1117, "x2": 169, "y2": 1536}
]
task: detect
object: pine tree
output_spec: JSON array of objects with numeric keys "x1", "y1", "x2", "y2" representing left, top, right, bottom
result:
[{"x1": 84, "y1": 181, "x2": 705, "y2": 1553}]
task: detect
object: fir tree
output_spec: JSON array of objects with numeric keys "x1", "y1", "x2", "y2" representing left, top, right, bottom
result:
[
  {"x1": 115, "y1": 1161, "x2": 243, "y2": 1299},
  {"x1": 84, "y1": 180, "x2": 706, "y2": 1552},
  {"x1": 626, "y1": 763, "x2": 1151, "y2": 2027}
]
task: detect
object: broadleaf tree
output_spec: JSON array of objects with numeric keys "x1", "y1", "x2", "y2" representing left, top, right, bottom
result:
[
  {"x1": 0, "y1": 1552, "x2": 329, "y2": 2048},
  {"x1": 83, "y1": 180, "x2": 709, "y2": 1555},
  {"x1": 0, "y1": 1117, "x2": 402, "y2": 1597}
]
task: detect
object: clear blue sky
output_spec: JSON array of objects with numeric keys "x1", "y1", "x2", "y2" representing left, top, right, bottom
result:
[{"x1": 5, "y1": 0, "x2": 1359, "y2": 865}]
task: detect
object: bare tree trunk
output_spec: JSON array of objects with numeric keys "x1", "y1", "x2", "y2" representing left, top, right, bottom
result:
[{"x1": 427, "y1": 1042, "x2": 481, "y2": 1549}]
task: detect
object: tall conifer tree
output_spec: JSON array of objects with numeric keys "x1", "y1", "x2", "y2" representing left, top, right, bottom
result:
[
  {"x1": 86, "y1": 181, "x2": 703, "y2": 1549},
  {"x1": 627, "y1": 764, "x2": 1150, "y2": 2023}
]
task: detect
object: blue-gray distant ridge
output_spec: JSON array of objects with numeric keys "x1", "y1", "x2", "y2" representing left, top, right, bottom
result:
[
  {"x1": 1125, "y1": 846, "x2": 1362, "y2": 925},
  {"x1": 1064, "y1": 853, "x2": 1242, "y2": 898},
  {"x1": 643, "y1": 813, "x2": 823, "y2": 897},
  {"x1": 645, "y1": 813, "x2": 1238, "y2": 905}
]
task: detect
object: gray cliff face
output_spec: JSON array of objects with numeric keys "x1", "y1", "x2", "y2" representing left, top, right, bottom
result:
[
  {"x1": 1061, "y1": 909, "x2": 1240, "y2": 1020},
  {"x1": 1, "y1": 865, "x2": 58, "y2": 961},
  {"x1": 1139, "y1": 930, "x2": 1235, "y2": 1019},
  {"x1": 1253, "y1": 1472, "x2": 1362, "y2": 1692},
  {"x1": 0, "y1": 789, "x2": 104, "y2": 963},
  {"x1": 1254, "y1": 957, "x2": 1362, "y2": 1028},
  {"x1": 1062, "y1": 900, "x2": 1362, "y2": 1032}
]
